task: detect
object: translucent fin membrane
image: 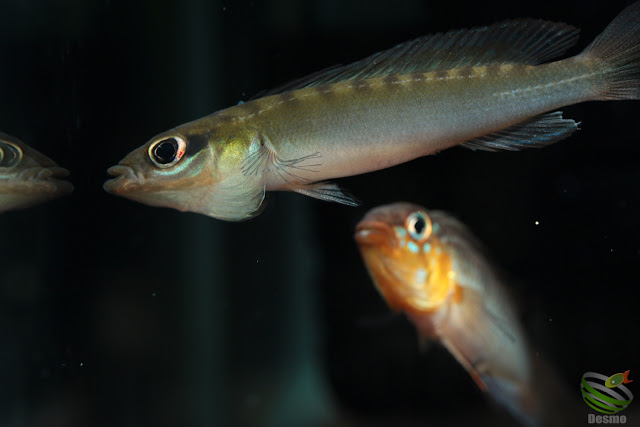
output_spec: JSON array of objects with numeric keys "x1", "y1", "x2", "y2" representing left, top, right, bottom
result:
[
  {"x1": 259, "y1": 19, "x2": 579, "y2": 97},
  {"x1": 462, "y1": 111, "x2": 579, "y2": 151},
  {"x1": 292, "y1": 182, "x2": 359, "y2": 207},
  {"x1": 580, "y1": 1, "x2": 640, "y2": 100}
]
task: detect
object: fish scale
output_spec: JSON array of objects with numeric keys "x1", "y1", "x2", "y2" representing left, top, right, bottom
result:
[{"x1": 105, "y1": 2, "x2": 640, "y2": 221}]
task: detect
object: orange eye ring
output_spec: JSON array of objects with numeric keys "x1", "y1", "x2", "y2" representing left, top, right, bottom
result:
[
  {"x1": 148, "y1": 136, "x2": 187, "y2": 169},
  {"x1": 405, "y1": 211, "x2": 432, "y2": 241}
]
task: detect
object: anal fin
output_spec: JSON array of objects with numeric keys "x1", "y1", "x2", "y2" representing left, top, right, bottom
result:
[
  {"x1": 292, "y1": 182, "x2": 360, "y2": 207},
  {"x1": 462, "y1": 111, "x2": 579, "y2": 151}
]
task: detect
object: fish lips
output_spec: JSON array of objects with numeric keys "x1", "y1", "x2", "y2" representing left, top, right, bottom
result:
[
  {"x1": 16, "y1": 166, "x2": 74, "y2": 195},
  {"x1": 355, "y1": 220, "x2": 394, "y2": 247},
  {"x1": 103, "y1": 164, "x2": 144, "y2": 194}
]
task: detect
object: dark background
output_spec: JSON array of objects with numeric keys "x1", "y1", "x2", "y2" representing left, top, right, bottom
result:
[{"x1": 0, "y1": 0, "x2": 638, "y2": 426}]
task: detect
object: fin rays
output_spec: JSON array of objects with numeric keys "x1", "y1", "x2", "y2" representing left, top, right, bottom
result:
[
  {"x1": 258, "y1": 20, "x2": 579, "y2": 97},
  {"x1": 462, "y1": 111, "x2": 579, "y2": 151},
  {"x1": 241, "y1": 133, "x2": 359, "y2": 207}
]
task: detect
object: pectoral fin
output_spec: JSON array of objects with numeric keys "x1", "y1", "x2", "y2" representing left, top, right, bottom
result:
[
  {"x1": 241, "y1": 132, "x2": 359, "y2": 207},
  {"x1": 242, "y1": 132, "x2": 322, "y2": 184}
]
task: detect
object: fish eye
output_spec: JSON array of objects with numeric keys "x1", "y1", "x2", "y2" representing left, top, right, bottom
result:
[
  {"x1": 148, "y1": 136, "x2": 187, "y2": 168},
  {"x1": 406, "y1": 211, "x2": 432, "y2": 241},
  {"x1": 0, "y1": 141, "x2": 23, "y2": 168}
]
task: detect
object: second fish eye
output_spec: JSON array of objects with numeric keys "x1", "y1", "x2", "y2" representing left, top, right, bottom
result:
[
  {"x1": 0, "y1": 142, "x2": 23, "y2": 168},
  {"x1": 406, "y1": 211, "x2": 431, "y2": 241},
  {"x1": 149, "y1": 137, "x2": 186, "y2": 168}
]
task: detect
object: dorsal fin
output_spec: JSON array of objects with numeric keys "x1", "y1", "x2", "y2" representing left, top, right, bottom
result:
[{"x1": 258, "y1": 19, "x2": 579, "y2": 97}]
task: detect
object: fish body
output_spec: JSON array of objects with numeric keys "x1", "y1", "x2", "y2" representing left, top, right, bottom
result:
[
  {"x1": 0, "y1": 132, "x2": 72, "y2": 213},
  {"x1": 606, "y1": 370, "x2": 633, "y2": 388},
  {"x1": 106, "y1": 3, "x2": 640, "y2": 221},
  {"x1": 355, "y1": 202, "x2": 536, "y2": 425}
]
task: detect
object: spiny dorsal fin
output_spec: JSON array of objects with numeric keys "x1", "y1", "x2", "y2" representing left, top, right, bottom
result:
[
  {"x1": 259, "y1": 20, "x2": 579, "y2": 97},
  {"x1": 462, "y1": 111, "x2": 579, "y2": 151}
]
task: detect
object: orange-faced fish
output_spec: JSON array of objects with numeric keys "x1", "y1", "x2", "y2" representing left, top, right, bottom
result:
[
  {"x1": 0, "y1": 132, "x2": 72, "y2": 213},
  {"x1": 355, "y1": 203, "x2": 538, "y2": 425},
  {"x1": 106, "y1": 3, "x2": 640, "y2": 221}
]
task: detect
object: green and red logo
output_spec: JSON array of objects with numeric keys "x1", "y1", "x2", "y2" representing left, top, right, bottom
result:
[{"x1": 581, "y1": 371, "x2": 634, "y2": 414}]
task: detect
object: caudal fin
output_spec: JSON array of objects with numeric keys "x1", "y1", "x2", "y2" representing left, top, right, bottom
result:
[{"x1": 580, "y1": 1, "x2": 640, "y2": 100}]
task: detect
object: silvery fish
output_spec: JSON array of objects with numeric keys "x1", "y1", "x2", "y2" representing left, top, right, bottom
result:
[
  {"x1": 355, "y1": 203, "x2": 537, "y2": 425},
  {"x1": 106, "y1": 3, "x2": 640, "y2": 221},
  {"x1": 0, "y1": 132, "x2": 72, "y2": 213}
]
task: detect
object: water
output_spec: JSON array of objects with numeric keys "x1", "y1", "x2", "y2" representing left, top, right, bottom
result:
[{"x1": 0, "y1": 1, "x2": 638, "y2": 426}]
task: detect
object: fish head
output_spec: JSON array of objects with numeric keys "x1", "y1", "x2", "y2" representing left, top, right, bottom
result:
[
  {"x1": 103, "y1": 122, "x2": 260, "y2": 220},
  {"x1": 355, "y1": 202, "x2": 458, "y2": 314},
  {"x1": 0, "y1": 132, "x2": 73, "y2": 212}
]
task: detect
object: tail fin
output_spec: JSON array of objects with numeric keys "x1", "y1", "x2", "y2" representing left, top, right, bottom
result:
[{"x1": 580, "y1": 2, "x2": 640, "y2": 100}]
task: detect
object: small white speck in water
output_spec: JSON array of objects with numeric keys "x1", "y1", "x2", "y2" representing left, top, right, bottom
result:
[
  {"x1": 549, "y1": 318, "x2": 552, "y2": 322},
  {"x1": 79, "y1": 362, "x2": 84, "y2": 367},
  {"x1": 610, "y1": 248, "x2": 614, "y2": 253},
  {"x1": 534, "y1": 221, "x2": 540, "y2": 225},
  {"x1": 151, "y1": 292, "x2": 157, "y2": 297}
]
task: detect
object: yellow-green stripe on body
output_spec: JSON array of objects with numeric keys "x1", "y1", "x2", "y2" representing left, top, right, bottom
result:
[{"x1": 200, "y1": 58, "x2": 597, "y2": 190}]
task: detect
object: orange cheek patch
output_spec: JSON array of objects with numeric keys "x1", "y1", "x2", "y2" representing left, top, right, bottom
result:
[{"x1": 363, "y1": 236, "x2": 460, "y2": 315}]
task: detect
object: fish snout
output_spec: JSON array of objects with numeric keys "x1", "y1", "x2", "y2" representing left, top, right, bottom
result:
[
  {"x1": 14, "y1": 166, "x2": 73, "y2": 194},
  {"x1": 106, "y1": 165, "x2": 133, "y2": 177},
  {"x1": 355, "y1": 220, "x2": 393, "y2": 246},
  {"x1": 37, "y1": 166, "x2": 70, "y2": 179},
  {"x1": 104, "y1": 164, "x2": 143, "y2": 194},
  {"x1": 43, "y1": 166, "x2": 73, "y2": 194}
]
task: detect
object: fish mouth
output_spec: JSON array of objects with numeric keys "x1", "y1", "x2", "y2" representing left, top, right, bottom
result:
[
  {"x1": 14, "y1": 166, "x2": 74, "y2": 194},
  {"x1": 104, "y1": 164, "x2": 144, "y2": 194},
  {"x1": 355, "y1": 220, "x2": 393, "y2": 246}
]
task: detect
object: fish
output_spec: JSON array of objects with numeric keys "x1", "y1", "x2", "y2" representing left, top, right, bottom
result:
[
  {"x1": 605, "y1": 370, "x2": 633, "y2": 389},
  {"x1": 0, "y1": 132, "x2": 73, "y2": 213},
  {"x1": 106, "y1": 2, "x2": 640, "y2": 221},
  {"x1": 355, "y1": 202, "x2": 538, "y2": 425}
]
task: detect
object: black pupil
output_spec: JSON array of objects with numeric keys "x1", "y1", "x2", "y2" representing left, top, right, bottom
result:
[
  {"x1": 153, "y1": 139, "x2": 178, "y2": 164},
  {"x1": 413, "y1": 216, "x2": 426, "y2": 234}
]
